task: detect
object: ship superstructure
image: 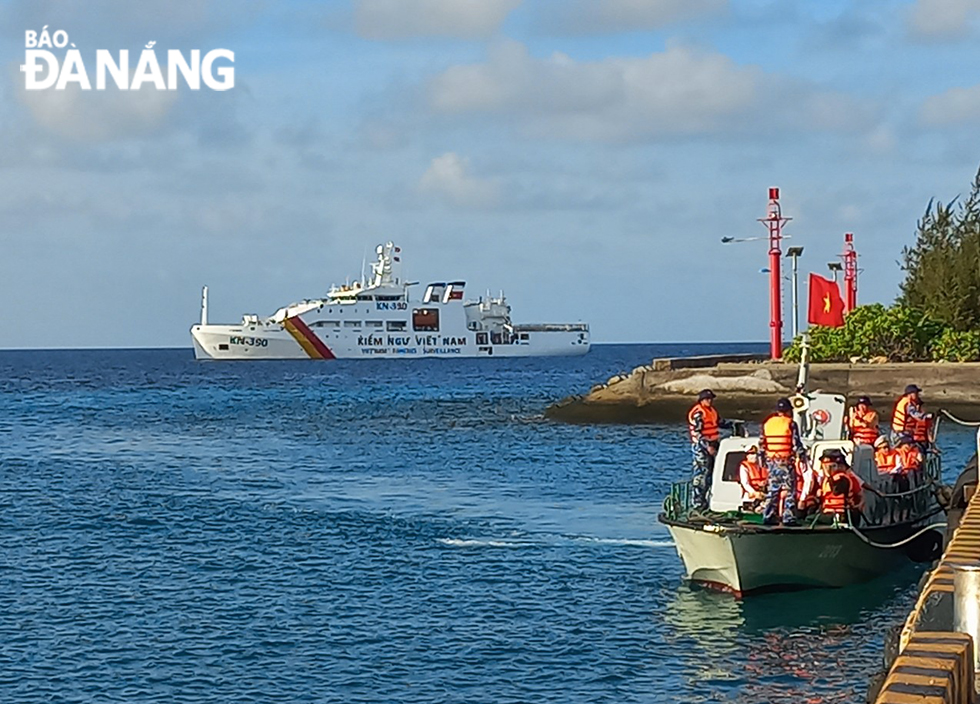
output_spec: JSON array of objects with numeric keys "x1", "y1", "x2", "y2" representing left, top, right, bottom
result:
[{"x1": 190, "y1": 242, "x2": 590, "y2": 360}]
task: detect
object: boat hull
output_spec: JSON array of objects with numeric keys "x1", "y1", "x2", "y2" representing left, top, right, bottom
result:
[
  {"x1": 190, "y1": 323, "x2": 590, "y2": 360},
  {"x1": 664, "y1": 520, "x2": 927, "y2": 596}
]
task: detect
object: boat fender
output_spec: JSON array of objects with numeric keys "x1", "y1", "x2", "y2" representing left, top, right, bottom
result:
[{"x1": 903, "y1": 528, "x2": 944, "y2": 563}]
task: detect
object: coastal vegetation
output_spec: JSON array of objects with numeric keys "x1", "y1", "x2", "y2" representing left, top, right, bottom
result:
[{"x1": 787, "y1": 168, "x2": 980, "y2": 362}]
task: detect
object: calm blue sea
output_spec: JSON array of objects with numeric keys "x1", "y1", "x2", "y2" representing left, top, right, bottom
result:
[{"x1": 1, "y1": 344, "x2": 977, "y2": 704}]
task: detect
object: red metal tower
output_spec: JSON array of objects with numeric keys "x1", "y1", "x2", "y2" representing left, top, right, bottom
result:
[
  {"x1": 842, "y1": 232, "x2": 857, "y2": 313},
  {"x1": 759, "y1": 188, "x2": 790, "y2": 360}
]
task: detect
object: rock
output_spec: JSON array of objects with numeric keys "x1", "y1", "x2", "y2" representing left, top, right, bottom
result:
[
  {"x1": 870, "y1": 356, "x2": 889, "y2": 364},
  {"x1": 657, "y1": 371, "x2": 789, "y2": 395}
]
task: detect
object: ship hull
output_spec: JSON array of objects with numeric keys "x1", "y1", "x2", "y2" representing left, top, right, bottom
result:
[
  {"x1": 190, "y1": 323, "x2": 589, "y2": 360},
  {"x1": 663, "y1": 520, "x2": 931, "y2": 596}
]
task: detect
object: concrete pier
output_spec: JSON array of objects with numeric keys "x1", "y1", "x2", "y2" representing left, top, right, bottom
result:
[
  {"x1": 547, "y1": 360, "x2": 980, "y2": 423},
  {"x1": 871, "y1": 449, "x2": 980, "y2": 704}
]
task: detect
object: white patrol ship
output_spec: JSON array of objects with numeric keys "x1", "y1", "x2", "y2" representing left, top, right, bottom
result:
[{"x1": 190, "y1": 242, "x2": 590, "y2": 360}]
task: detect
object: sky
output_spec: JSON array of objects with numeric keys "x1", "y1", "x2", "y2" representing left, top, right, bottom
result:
[{"x1": 2, "y1": 0, "x2": 980, "y2": 348}]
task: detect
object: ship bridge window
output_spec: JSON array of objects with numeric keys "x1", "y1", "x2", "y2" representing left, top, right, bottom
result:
[
  {"x1": 377, "y1": 295, "x2": 402, "y2": 301},
  {"x1": 312, "y1": 320, "x2": 340, "y2": 328},
  {"x1": 386, "y1": 320, "x2": 407, "y2": 332},
  {"x1": 722, "y1": 452, "x2": 750, "y2": 483},
  {"x1": 366, "y1": 320, "x2": 383, "y2": 328},
  {"x1": 413, "y1": 308, "x2": 439, "y2": 332},
  {"x1": 344, "y1": 321, "x2": 361, "y2": 328},
  {"x1": 357, "y1": 295, "x2": 374, "y2": 301}
]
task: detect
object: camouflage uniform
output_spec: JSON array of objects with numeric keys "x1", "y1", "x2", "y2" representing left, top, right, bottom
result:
[
  {"x1": 689, "y1": 409, "x2": 715, "y2": 511},
  {"x1": 762, "y1": 419, "x2": 806, "y2": 525}
]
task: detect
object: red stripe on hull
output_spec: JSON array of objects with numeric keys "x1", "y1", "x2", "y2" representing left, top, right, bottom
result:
[{"x1": 289, "y1": 317, "x2": 336, "y2": 359}]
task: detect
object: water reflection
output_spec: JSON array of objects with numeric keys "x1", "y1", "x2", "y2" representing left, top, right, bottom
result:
[{"x1": 662, "y1": 566, "x2": 922, "y2": 703}]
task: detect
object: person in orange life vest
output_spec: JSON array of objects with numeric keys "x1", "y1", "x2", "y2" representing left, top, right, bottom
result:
[
  {"x1": 797, "y1": 453, "x2": 824, "y2": 513},
  {"x1": 891, "y1": 384, "x2": 926, "y2": 445},
  {"x1": 911, "y1": 403, "x2": 935, "y2": 452},
  {"x1": 818, "y1": 448, "x2": 865, "y2": 523},
  {"x1": 846, "y1": 396, "x2": 879, "y2": 446},
  {"x1": 894, "y1": 434, "x2": 924, "y2": 474},
  {"x1": 687, "y1": 389, "x2": 733, "y2": 511},
  {"x1": 873, "y1": 435, "x2": 896, "y2": 475},
  {"x1": 738, "y1": 446, "x2": 768, "y2": 511},
  {"x1": 761, "y1": 398, "x2": 807, "y2": 526}
]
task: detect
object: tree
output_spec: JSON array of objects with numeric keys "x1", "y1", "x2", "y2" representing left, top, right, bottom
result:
[{"x1": 898, "y1": 167, "x2": 980, "y2": 331}]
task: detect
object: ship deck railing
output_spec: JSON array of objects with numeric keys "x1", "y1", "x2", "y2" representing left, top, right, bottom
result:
[
  {"x1": 512, "y1": 323, "x2": 589, "y2": 332},
  {"x1": 662, "y1": 453, "x2": 943, "y2": 528}
]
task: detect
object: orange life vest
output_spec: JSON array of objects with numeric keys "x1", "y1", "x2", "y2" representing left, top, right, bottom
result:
[
  {"x1": 762, "y1": 414, "x2": 794, "y2": 460},
  {"x1": 848, "y1": 407, "x2": 879, "y2": 445},
  {"x1": 821, "y1": 470, "x2": 862, "y2": 514},
  {"x1": 739, "y1": 459, "x2": 768, "y2": 494},
  {"x1": 895, "y1": 444, "x2": 923, "y2": 473},
  {"x1": 688, "y1": 402, "x2": 720, "y2": 442},
  {"x1": 912, "y1": 416, "x2": 932, "y2": 444},
  {"x1": 891, "y1": 395, "x2": 919, "y2": 434},
  {"x1": 875, "y1": 448, "x2": 896, "y2": 474}
]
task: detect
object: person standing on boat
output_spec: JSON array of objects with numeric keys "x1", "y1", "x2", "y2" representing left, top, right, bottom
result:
[
  {"x1": 687, "y1": 389, "x2": 732, "y2": 511},
  {"x1": 846, "y1": 396, "x2": 879, "y2": 446},
  {"x1": 738, "y1": 446, "x2": 768, "y2": 512},
  {"x1": 760, "y1": 398, "x2": 806, "y2": 526},
  {"x1": 891, "y1": 384, "x2": 926, "y2": 445},
  {"x1": 818, "y1": 448, "x2": 865, "y2": 524}
]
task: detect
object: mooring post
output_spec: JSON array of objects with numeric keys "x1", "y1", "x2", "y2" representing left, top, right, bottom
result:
[{"x1": 953, "y1": 562, "x2": 980, "y2": 693}]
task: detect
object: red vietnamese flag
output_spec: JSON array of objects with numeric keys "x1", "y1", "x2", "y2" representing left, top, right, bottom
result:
[{"x1": 808, "y1": 274, "x2": 846, "y2": 327}]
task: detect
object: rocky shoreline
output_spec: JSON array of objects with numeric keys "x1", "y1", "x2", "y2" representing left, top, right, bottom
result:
[{"x1": 546, "y1": 358, "x2": 980, "y2": 423}]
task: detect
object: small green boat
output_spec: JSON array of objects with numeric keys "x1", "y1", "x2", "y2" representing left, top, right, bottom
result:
[{"x1": 659, "y1": 354, "x2": 948, "y2": 596}]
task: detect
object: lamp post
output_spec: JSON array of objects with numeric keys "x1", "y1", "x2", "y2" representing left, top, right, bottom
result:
[
  {"x1": 786, "y1": 246, "x2": 804, "y2": 339},
  {"x1": 828, "y1": 261, "x2": 842, "y2": 284}
]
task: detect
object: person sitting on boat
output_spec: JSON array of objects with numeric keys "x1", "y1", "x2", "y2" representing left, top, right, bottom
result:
[
  {"x1": 797, "y1": 453, "x2": 823, "y2": 514},
  {"x1": 891, "y1": 384, "x2": 926, "y2": 445},
  {"x1": 818, "y1": 448, "x2": 865, "y2": 524},
  {"x1": 846, "y1": 396, "x2": 879, "y2": 446},
  {"x1": 894, "y1": 434, "x2": 924, "y2": 476},
  {"x1": 687, "y1": 389, "x2": 733, "y2": 511},
  {"x1": 760, "y1": 398, "x2": 806, "y2": 526},
  {"x1": 738, "y1": 446, "x2": 768, "y2": 512},
  {"x1": 873, "y1": 436, "x2": 896, "y2": 475}
]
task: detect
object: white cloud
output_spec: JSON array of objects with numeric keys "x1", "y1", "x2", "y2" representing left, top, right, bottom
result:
[
  {"x1": 426, "y1": 41, "x2": 869, "y2": 142},
  {"x1": 920, "y1": 84, "x2": 980, "y2": 125},
  {"x1": 906, "y1": 0, "x2": 980, "y2": 39},
  {"x1": 419, "y1": 152, "x2": 499, "y2": 208},
  {"x1": 17, "y1": 82, "x2": 178, "y2": 142},
  {"x1": 536, "y1": 0, "x2": 728, "y2": 34},
  {"x1": 353, "y1": 0, "x2": 521, "y2": 39}
]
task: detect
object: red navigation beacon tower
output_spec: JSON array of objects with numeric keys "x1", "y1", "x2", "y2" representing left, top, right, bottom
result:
[
  {"x1": 842, "y1": 232, "x2": 858, "y2": 313},
  {"x1": 759, "y1": 188, "x2": 790, "y2": 360}
]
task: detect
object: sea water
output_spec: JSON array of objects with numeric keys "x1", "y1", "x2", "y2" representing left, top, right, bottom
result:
[{"x1": 1, "y1": 344, "x2": 976, "y2": 703}]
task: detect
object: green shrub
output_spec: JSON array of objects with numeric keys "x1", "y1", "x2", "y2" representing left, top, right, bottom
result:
[
  {"x1": 784, "y1": 304, "x2": 948, "y2": 362},
  {"x1": 929, "y1": 328, "x2": 980, "y2": 362}
]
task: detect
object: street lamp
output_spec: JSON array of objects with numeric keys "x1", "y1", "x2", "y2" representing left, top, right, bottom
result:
[
  {"x1": 828, "y1": 261, "x2": 843, "y2": 283},
  {"x1": 786, "y1": 246, "x2": 804, "y2": 338}
]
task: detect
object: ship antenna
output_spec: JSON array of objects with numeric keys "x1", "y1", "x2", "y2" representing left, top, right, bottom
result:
[
  {"x1": 201, "y1": 286, "x2": 209, "y2": 326},
  {"x1": 361, "y1": 248, "x2": 367, "y2": 287}
]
